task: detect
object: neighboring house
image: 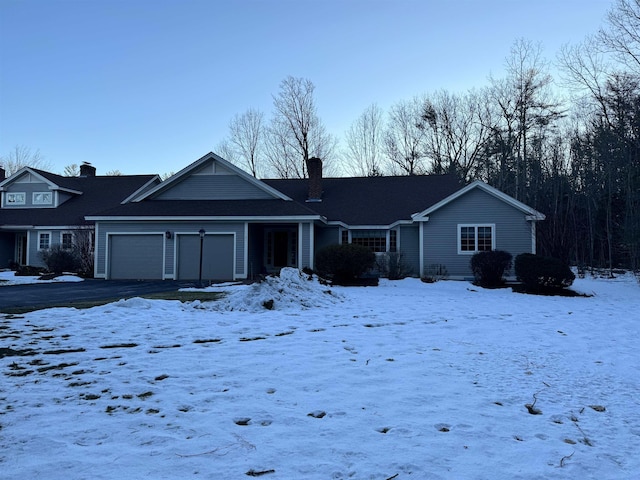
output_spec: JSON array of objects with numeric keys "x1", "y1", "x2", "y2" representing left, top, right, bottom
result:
[
  {"x1": 0, "y1": 163, "x2": 159, "y2": 269},
  {"x1": 87, "y1": 152, "x2": 545, "y2": 281}
]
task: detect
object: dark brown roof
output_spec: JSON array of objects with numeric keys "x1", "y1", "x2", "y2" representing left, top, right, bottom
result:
[
  {"x1": 264, "y1": 174, "x2": 462, "y2": 225},
  {"x1": 0, "y1": 175, "x2": 158, "y2": 227}
]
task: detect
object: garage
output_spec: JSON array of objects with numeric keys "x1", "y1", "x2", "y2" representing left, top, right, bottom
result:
[
  {"x1": 177, "y1": 233, "x2": 234, "y2": 281},
  {"x1": 108, "y1": 234, "x2": 164, "y2": 280}
]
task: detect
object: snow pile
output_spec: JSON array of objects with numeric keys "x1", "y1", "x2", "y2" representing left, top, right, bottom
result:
[
  {"x1": 196, "y1": 267, "x2": 341, "y2": 312},
  {"x1": 0, "y1": 270, "x2": 83, "y2": 285}
]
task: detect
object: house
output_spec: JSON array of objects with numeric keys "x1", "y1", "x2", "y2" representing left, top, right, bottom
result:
[
  {"x1": 0, "y1": 163, "x2": 159, "y2": 269},
  {"x1": 86, "y1": 152, "x2": 545, "y2": 281}
]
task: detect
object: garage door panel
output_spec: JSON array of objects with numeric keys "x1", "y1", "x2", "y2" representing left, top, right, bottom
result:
[
  {"x1": 178, "y1": 234, "x2": 234, "y2": 281},
  {"x1": 109, "y1": 235, "x2": 163, "y2": 280}
]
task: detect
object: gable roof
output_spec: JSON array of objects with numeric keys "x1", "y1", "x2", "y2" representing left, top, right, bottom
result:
[
  {"x1": 0, "y1": 174, "x2": 159, "y2": 227},
  {"x1": 130, "y1": 152, "x2": 291, "y2": 202},
  {"x1": 0, "y1": 167, "x2": 84, "y2": 195},
  {"x1": 411, "y1": 180, "x2": 546, "y2": 221},
  {"x1": 264, "y1": 174, "x2": 462, "y2": 226}
]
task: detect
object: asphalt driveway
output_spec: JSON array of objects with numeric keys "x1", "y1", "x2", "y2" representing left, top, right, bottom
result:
[{"x1": 0, "y1": 279, "x2": 193, "y2": 313}]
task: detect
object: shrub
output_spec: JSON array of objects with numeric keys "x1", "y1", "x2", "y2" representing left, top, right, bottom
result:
[
  {"x1": 315, "y1": 244, "x2": 376, "y2": 282},
  {"x1": 15, "y1": 265, "x2": 46, "y2": 276},
  {"x1": 470, "y1": 250, "x2": 513, "y2": 287},
  {"x1": 377, "y1": 252, "x2": 413, "y2": 280},
  {"x1": 514, "y1": 253, "x2": 575, "y2": 290},
  {"x1": 422, "y1": 264, "x2": 449, "y2": 283},
  {"x1": 39, "y1": 245, "x2": 80, "y2": 274}
]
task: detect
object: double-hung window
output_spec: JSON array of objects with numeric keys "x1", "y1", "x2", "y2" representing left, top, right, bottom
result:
[
  {"x1": 458, "y1": 224, "x2": 494, "y2": 254},
  {"x1": 38, "y1": 232, "x2": 51, "y2": 251},
  {"x1": 61, "y1": 232, "x2": 74, "y2": 250}
]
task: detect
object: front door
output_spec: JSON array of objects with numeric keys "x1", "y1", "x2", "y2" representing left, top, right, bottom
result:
[
  {"x1": 16, "y1": 233, "x2": 27, "y2": 265},
  {"x1": 265, "y1": 228, "x2": 297, "y2": 272}
]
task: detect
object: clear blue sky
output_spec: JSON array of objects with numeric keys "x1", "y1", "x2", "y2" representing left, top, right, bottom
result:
[{"x1": 0, "y1": 0, "x2": 612, "y2": 177}]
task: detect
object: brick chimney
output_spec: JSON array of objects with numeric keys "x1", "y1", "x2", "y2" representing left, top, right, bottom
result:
[
  {"x1": 80, "y1": 162, "x2": 96, "y2": 177},
  {"x1": 306, "y1": 157, "x2": 323, "y2": 202},
  {"x1": 0, "y1": 166, "x2": 5, "y2": 182}
]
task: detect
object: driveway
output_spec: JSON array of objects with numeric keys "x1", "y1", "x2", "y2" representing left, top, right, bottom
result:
[{"x1": 0, "y1": 279, "x2": 194, "y2": 313}]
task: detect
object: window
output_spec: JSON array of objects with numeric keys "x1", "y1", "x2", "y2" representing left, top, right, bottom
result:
[
  {"x1": 348, "y1": 229, "x2": 397, "y2": 253},
  {"x1": 61, "y1": 232, "x2": 74, "y2": 250},
  {"x1": 33, "y1": 192, "x2": 52, "y2": 205},
  {"x1": 38, "y1": 232, "x2": 51, "y2": 250},
  {"x1": 458, "y1": 224, "x2": 494, "y2": 254},
  {"x1": 6, "y1": 192, "x2": 25, "y2": 205}
]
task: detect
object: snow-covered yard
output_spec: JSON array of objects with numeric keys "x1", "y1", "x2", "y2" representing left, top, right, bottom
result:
[{"x1": 1, "y1": 269, "x2": 638, "y2": 479}]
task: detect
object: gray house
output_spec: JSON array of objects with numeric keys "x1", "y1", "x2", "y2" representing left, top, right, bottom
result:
[
  {"x1": 87, "y1": 152, "x2": 545, "y2": 281},
  {"x1": 0, "y1": 163, "x2": 159, "y2": 269}
]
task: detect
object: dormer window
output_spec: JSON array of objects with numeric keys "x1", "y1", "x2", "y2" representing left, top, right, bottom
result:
[
  {"x1": 6, "y1": 192, "x2": 25, "y2": 205},
  {"x1": 33, "y1": 192, "x2": 52, "y2": 205}
]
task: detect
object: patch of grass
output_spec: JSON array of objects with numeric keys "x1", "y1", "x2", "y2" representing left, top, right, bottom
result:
[
  {"x1": 100, "y1": 343, "x2": 138, "y2": 349},
  {"x1": 37, "y1": 362, "x2": 79, "y2": 373},
  {"x1": 43, "y1": 348, "x2": 86, "y2": 355}
]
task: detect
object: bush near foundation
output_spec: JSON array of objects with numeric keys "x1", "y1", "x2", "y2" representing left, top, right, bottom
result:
[
  {"x1": 470, "y1": 250, "x2": 513, "y2": 287},
  {"x1": 39, "y1": 245, "x2": 80, "y2": 274},
  {"x1": 515, "y1": 253, "x2": 575, "y2": 290},
  {"x1": 315, "y1": 244, "x2": 376, "y2": 284}
]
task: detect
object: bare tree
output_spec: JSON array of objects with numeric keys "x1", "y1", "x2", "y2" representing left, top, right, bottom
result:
[
  {"x1": 599, "y1": 0, "x2": 640, "y2": 75},
  {"x1": 1, "y1": 145, "x2": 52, "y2": 175},
  {"x1": 558, "y1": 39, "x2": 612, "y2": 123},
  {"x1": 343, "y1": 104, "x2": 385, "y2": 176},
  {"x1": 486, "y1": 39, "x2": 563, "y2": 200},
  {"x1": 383, "y1": 96, "x2": 428, "y2": 175},
  {"x1": 63, "y1": 164, "x2": 80, "y2": 176},
  {"x1": 215, "y1": 138, "x2": 239, "y2": 165},
  {"x1": 228, "y1": 108, "x2": 266, "y2": 177},
  {"x1": 265, "y1": 76, "x2": 337, "y2": 178},
  {"x1": 420, "y1": 89, "x2": 491, "y2": 181}
]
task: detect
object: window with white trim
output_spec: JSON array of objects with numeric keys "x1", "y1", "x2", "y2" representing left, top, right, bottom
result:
[
  {"x1": 61, "y1": 232, "x2": 74, "y2": 250},
  {"x1": 6, "y1": 192, "x2": 26, "y2": 205},
  {"x1": 33, "y1": 192, "x2": 52, "y2": 205},
  {"x1": 458, "y1": 224, "x2": 494, "y2": 254},
  {"x1": 344, "y1": 229, "x2": 397, "y2": 253},
  {"x1": 38, "y1": 232, "x2": 51, "y2": 250}
]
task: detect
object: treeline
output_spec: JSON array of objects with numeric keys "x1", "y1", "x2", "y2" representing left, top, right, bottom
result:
[{"x1": 218, "y1": 0, "x2": 639, "y2": 272}]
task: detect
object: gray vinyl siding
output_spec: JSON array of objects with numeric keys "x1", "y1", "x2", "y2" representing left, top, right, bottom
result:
[
  {"x1": 153, "y1": 175, "x2": 274, "y2": 200},
  {"x1": 27, "y1": 231, "x2": 41, "y2": 267},
  {"x1": 399, "y1": 225, "x2": 420, "y2": 276},
  {"x1": 95, "y1": 221, "x2": 246, "y2": 278},
  {"x1": 423, "y1": 188, "x2": 534, "y2": 278},
  {"x1": 300, "y1": 223, "x2": 312, "y2": 269}
]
